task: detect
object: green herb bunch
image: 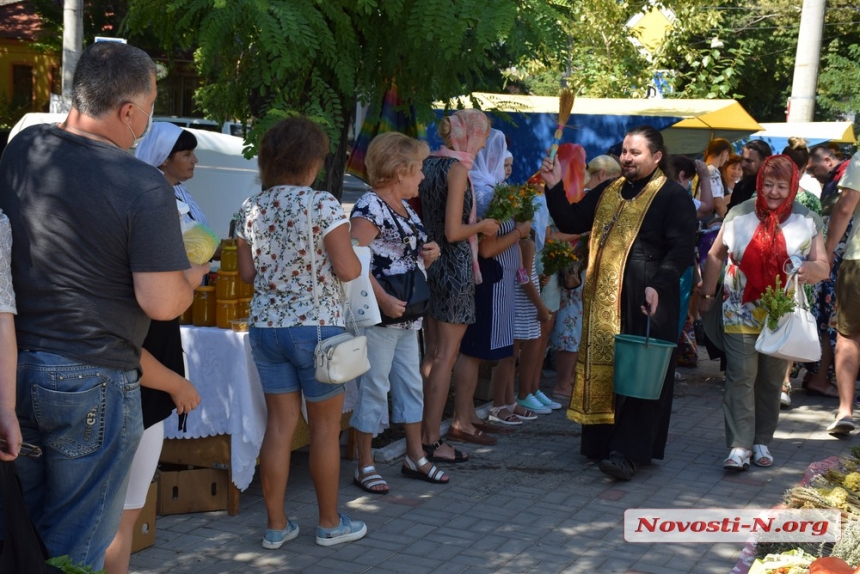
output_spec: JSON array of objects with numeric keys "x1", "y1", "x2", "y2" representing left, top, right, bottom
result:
[
  {"x1": 759, "y1": 275, "x2": 795, "y2": 332},
  {"x1": 47, "y1": 556, "x2": 105, "y2": 573},
  {"x1": 483, "y1": 184, "x2": 518, "y2": 223}
]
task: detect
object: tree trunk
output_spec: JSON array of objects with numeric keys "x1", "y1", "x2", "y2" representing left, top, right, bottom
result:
[{"x1": 320, "y1": 100, "x2": 354, "y2": 200}]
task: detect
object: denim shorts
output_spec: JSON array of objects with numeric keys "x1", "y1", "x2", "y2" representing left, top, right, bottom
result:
[
  {"x1": 350, "y1": 326, "x2": 423, "y2": 433},
  {"x1": 14, "y1": 350, "x2": 143, "y2": 570},
  {"x1": 249, "y1": 325, "x2": 346, "y2": 402}
]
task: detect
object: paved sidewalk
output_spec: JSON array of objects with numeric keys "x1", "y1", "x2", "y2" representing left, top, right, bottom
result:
[{"x1": 130, "y1": 353, "x2": 853, "y2": 573}]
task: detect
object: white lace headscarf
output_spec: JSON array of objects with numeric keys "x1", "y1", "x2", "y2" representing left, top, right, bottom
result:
[{"x1": 469, "y1": 129, "x2": 508, "y2": 218}]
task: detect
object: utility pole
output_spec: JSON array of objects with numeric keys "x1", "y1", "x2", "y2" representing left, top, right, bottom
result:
[
  {"x1": 61, "y1": 0, "x2": 83, "y2": 111},
  {"x1": 787, "y1": 0, "x2": 826, "y2": 122}
]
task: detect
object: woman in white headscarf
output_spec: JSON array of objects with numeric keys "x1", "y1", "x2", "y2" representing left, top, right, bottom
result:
[
  {"x1": 135, "y1": 122, "x2": 208, "y2": 226},
  {"x1": 449, "y1": 129, "x2": 534, "y2": 441}
]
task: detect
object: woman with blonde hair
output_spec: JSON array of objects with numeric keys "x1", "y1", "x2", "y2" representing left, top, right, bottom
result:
[
  {"x1": 349, "y1": 132, "x2": 447, "y2": 493},
  {"x1": 420, "y1": 110, "x2": 499, "y2": 460}
]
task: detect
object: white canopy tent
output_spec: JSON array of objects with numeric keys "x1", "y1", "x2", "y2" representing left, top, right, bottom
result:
[{"x1": 9, "y1": 114, "x2": 259, "y2": 237}]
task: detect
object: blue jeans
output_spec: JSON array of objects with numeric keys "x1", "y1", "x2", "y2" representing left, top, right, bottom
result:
[
  {"x1": 249, "y1": 326, "x2": 346, "y2": 401},
  {"x1": 14, "y1": 351, "x2": 143, "y2": 570}
]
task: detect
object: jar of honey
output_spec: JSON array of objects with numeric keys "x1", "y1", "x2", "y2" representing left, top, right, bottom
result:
[
  {"x1": 216, "y1": 271, "x2": 239, "y2": 300},
  {"x1": 238, "y1": 276, "x2": 254, "y2": 299},
  {"x1": 237, "y1": 298, "x2": 251, "y2": 319},
  {"x1": 192, "y1": 286, "x2": 216, "y2": 327},
  {"x1": 216, "y1": 299, "x2": 239, "y2": 329},
  {"x1": 178, "y1": 303, "x2": 193, "y2": 325},
  {"x1": 220, "y1": 239, "x2": 238, "y2": 272}
]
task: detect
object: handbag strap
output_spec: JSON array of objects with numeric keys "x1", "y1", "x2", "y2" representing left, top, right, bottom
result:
[
  {"x1": 788, "y1": 272, "x2": 809, "y2": 311},
  {"x1": 305, "y1": 190, "x2": 357, "y2": 347},
  {"x1": 373, "y1": 193, "x2": 424, "y2": 259}
]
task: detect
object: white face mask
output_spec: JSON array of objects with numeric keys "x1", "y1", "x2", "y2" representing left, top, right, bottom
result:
[{"x1": 127, "y1": 102, "x2": 154, "y2": 147}]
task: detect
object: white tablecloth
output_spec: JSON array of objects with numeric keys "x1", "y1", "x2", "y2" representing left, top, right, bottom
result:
[
  {"x1": 164, "y1": 326, "x2": 266, "y2": 491},
  {"x1": 165, "y1": 325, "x2": 356, "y2": 491}
]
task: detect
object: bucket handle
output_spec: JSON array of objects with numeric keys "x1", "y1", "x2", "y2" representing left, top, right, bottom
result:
[{"x1": 644, "y1": 303, "x2": 651, "y2": 347}]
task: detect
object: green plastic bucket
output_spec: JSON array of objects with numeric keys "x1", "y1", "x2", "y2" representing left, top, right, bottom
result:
[{"x1": 613, "y1": 330, "x2": 676, "y2": 400}]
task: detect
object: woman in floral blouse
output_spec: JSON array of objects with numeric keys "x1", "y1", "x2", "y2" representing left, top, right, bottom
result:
[
  {"x1": 349, "y1": 132, "x2": 446, "y2": 494},
  {"x1": 237, "y1": 117, "x2": 366, "y2": 549}
]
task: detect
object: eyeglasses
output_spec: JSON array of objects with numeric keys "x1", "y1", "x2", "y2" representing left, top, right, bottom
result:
[
  {"x1": 0, "y1": 438, "x2": 42, "y2": 458},
  {"x1": 783, "y1": 255, "x2": 804, "y2": 276},
  {"x1": 131, "y1": 102, "x2": 153, "y2": 120}
]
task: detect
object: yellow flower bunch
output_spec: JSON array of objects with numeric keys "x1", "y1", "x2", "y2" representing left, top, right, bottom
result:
[
  {"x1": 541, "y1": 239, "x2": 576, "y2": 276},
  {"x1": 513, "y1": 183, "x2": 540, "y2": 222}
]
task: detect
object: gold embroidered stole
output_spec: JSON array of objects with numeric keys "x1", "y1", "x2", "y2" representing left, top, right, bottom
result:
[{"x1": 567, "y1": 170, "x2": 667, "y2": 425}]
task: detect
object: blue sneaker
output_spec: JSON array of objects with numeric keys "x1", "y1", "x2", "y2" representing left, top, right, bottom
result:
[
  {"x1": 315, "y1": 513, "x2": 367, "y2": 547},
  {"x1": 262, "y1": 520, "x2": 299, "y2": 549},
  {"x1": 516, "y1": 393, "x2": 552, "y2": 415},
  {"x1": 534, "y1": 390, "x2": 563, "y2": 410}
]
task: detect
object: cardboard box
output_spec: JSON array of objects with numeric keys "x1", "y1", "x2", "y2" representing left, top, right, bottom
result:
[
  {"x1": 131, "y1": 480, "x2": 157, "y2": 554},
  {"x1": 157, "y1": 466, "x2": 229, "y2": 515}
]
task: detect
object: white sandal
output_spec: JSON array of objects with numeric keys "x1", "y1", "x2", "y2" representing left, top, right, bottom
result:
[
  {"x1": 752, "y1": 444, "x2": 773, "y2": 467},
  {"x1": 488, "y1": 406, "x2": 523, "y2": 426},
  {"x1": 723, "y1": 448, "x2": 751, "y2": 471},
  {"x1": 352, "y1": 465, "x2": 389, "y2": 494}
]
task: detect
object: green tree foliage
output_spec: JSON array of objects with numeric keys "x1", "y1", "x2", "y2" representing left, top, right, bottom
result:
[
  {"x1": 818, "y1": 42, "x2": 860, "y2": 123},
  {"x1": 124, "y1": 0, "x2": 570, "y2": 196},
  {"x1": 514, "y1": 0, "x2": 859, "y2": 126},
  {"x1": 659, "y1": 0, "x2": 860, "y2": 122}
]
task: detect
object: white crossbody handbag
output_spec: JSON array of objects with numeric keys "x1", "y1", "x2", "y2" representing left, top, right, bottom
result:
[{"x1": 306, "y1": 191, "x2": 370, "y2": 384}]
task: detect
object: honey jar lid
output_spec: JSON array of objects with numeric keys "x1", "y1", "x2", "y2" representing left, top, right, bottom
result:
[
  {"x1": 216, "y1": 299, "x2": 238, "y2": 304},
  {"x1": 238, "y1": 298, "x2": 252, "y2": 303},
  {"x1": 195, "y1": 286, "x2": 215, "y2": 292},
  {"x1": 217, "y1": 270, "x2": 239, "y2": 276}
]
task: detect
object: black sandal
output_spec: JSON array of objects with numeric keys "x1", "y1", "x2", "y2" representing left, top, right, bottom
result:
[{"x1": 421, "y1": 440, "x2": 469, "y2": 464}]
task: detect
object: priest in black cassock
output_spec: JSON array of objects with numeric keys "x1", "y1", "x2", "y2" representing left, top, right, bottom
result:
[{"x1": 542, "y1": 125, "x2": 696, "y2": 480}]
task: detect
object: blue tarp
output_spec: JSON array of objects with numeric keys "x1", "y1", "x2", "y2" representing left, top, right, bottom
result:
[{"x1": 427, "y1": 111, "x2": 682, "y2": 184}]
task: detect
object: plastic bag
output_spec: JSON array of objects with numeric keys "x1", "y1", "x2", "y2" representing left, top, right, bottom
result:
[{"x1": 181, "y1": 221, "x2": 220, "y2": 265}]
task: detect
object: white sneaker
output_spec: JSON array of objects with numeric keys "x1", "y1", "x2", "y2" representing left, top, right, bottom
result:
[
  {"x1": 533, "y1": 390, "x2": 562, "y2": 410},
  {"x1": 516, "y1": 394, "x2": 552, "y2": 415}
]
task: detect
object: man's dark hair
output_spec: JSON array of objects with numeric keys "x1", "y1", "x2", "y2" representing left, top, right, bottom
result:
[
  {"x1": 810, "y1": 143, "x2": 842, "y2": 162},
  {"x1": 71, "y1": 42, "x2": 156, "y2": 118},
  {"x1": 744, "y1": 139, "x2": 772, "y2": 161},
  {"x1": 626, "y1": 125, "x2": 672, "y2": 177}
]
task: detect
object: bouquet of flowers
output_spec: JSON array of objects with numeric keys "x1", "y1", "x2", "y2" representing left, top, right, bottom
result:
[
  {"x1": 482, "y1": 183, "x2": 518, "y2": 223},
  {"x1": 513, "y1": 183, "x2": 540, "y2": 223},
  {"x1": 541, "y1": 239, "x2": 577, "y2": 276}
]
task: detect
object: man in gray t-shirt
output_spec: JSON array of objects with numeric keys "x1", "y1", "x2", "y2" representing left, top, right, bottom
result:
[{"x1": 0, "y1": 42, "x2": 208, "y2": 570}]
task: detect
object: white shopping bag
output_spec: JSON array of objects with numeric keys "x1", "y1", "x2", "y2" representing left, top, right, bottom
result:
[{"x1": 342, "y1": 245, "x2": 382, "y2": 327}]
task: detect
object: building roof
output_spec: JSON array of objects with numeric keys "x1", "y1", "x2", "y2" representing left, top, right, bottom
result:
[{"x1": 0, "y1": 1, "x2": 48, "y2": 41}]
